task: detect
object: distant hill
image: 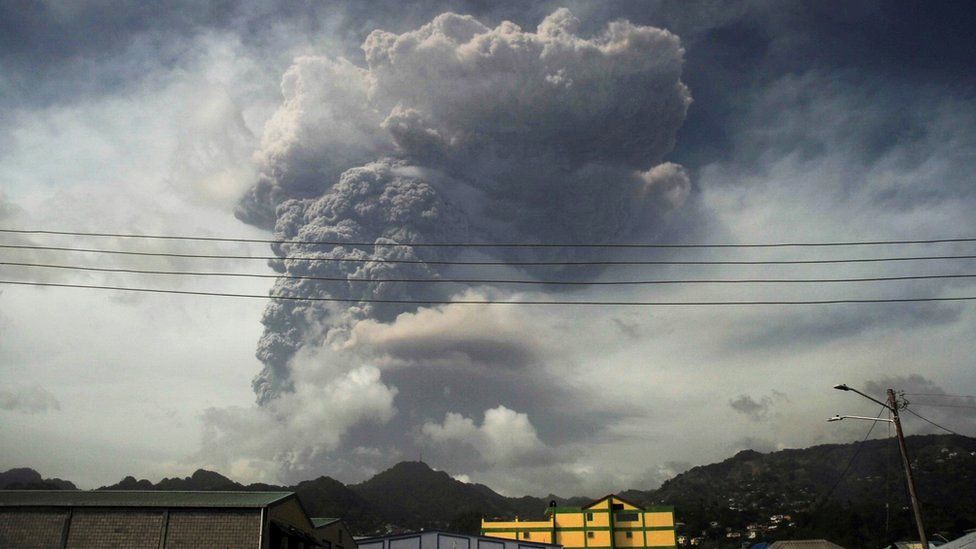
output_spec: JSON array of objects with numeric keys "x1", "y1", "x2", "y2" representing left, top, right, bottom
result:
[
  {"x1": 292, "y1": 475, "x2": 386, "y2": 534},
  {"x1": 626, "y1": 434, "x2": 976, "y2": 548},
  {"x1": 0, "y1": 468, "x2": 75, "y2": 490},
  {"x1": 100, "y1": 469, "x2": 252, "y2": 491},
  {"x1": 345, "y1": 461, "x2": 585, "y2": 531},
  {"x1": 4, "y1": 433, "x2": 975, "y2": 546},
  {"x1": 349, "y1": 461, "x2": 512, "y2": 529}
]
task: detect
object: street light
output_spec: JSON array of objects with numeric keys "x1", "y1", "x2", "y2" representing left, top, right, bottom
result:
[
  {"x1": 827, "y1": 414, "x2": 893, "y2": 423},
  {"x1": 831, "y1": 384, "x2": 928, "y2": 548},
  {"x1": 832, "y1": 384, "x2": 893, "y2": 410}
]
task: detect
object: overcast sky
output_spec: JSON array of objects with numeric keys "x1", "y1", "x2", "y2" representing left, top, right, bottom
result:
[{"x1": 2, "y1": 0, "x2": 976, "y2": 496}]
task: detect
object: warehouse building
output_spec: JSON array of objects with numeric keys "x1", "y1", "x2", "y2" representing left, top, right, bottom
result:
[
  {"x1": 480, "y1": 495, "x2": 676, "y2": 549},
  {"x1": 0, "y1": 490, "x2": 324, "y2": 548},
  {"x1": 312, "y1": 517, "x2": 357, "y2": 549},
  {"x1": 358, "y1": 529, "x2": 562, "y2": 549}
]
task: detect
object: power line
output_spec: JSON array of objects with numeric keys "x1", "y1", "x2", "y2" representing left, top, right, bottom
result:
[
  {"x1": 5, "y1": 243, "x2": 976, "y2": 266},
  {"x1": 905, "y1": 402, "x2": 976, "y2": 410},
  {"x1": 4, "y1": 227, "x2": 976, "y2": 248},
  {"x1": 819, "y1": 405, "x2": 888, "y2": 505},
  {"x1": 3, "y1": 279, "x2": 976, "y2": 306},
  {"x1": 902, "y1": 407, "x2": 968, "y2": 437},
  {"x1": 903, "y1": 393, "x2": 976, "y2": 398},
  {"x1": 6, "y1": 261, "x2": 976, "y2": 286}
]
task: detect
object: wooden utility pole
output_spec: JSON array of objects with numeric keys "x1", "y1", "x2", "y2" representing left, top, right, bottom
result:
[{"x1": 887, "y1": 388, "x2": 929, "y2": 548}]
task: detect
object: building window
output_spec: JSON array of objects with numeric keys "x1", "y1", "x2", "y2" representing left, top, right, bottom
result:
[
  {"x1": 615, "y1": 512, "x2": 639, "y2": 522},
  {"x1": 522, "y1": 532, "x2": 530, "y2": 539},
  {"x1": 612, "y1": 503, "x2": 624, "y2": 510},
  {"x1": 586, "y1": 513, "x2": 593, "y2": 521},
  {"x1": 625, "y1": 532, "x2": 633, "y2": 539},
  {"x1": 587, "y1": 532, "x2": 595, "y2": 539}
]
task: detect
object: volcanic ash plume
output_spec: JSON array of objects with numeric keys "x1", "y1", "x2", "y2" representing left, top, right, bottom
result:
[
  {"x1": 237, "y1": 8, "x2": 693, "y2": 404},
  {"x1": 252, "y1": 159, "x2": 467, "y2": 401}
]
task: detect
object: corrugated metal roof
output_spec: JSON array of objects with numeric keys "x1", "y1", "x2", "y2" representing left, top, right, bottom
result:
[
  {"x1": 941, "y1": 531, "x2": 976, "y2": 549},
  {"x1": 312, "y1": 517, "x2": 341, "y2": 528},
  {"x1": 0, "y1": 490, "x2": 294, "y2": 508}
]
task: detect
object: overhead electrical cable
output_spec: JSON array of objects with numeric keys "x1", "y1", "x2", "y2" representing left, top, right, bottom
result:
[
  {"x1": 904, "y1": 402, "x2": 976, "y2": 410},
  {"x1": 902, "y1": 393, "x2": 976, "y2": 398},
  {"x1": 5, "y1": 243, "x2": 976, "y2": 266},
  {"x1": 6, "y1": 261, "x2": 976, "y2": 286},
  {"x1": 2, "y1": 279, "x2": 976, "y2": 306},
  {"x1": 6, "y1": 260, "x2": 976, "y2": 285},
  {"x1": 3, "y1": 228, "x2": 976, "y2": 248},
  {"x1": 818, "y1": 405, "x2": 888, "y2": 506},
  {"x1": 902, "y1": 407, "x2": 968, "y2": 437}
]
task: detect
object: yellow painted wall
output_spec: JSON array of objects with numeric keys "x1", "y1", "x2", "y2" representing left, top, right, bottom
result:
[
  {"x1": 554, "y1": 514, "x2": 583, "y2": 528},
  {"x1": 589, "y1": 496, "x2": 639, "y2": 511},
  {"x1": 586, "y1": 531, "x2": 611, "y2": 546},
  {"x1": 584, "y1": 512, "x2": 609, "y2": 527},
  {"x1": 615, "y1": 531, "x2": 646, "y2": 547},
  {"x1": 643, "y1": 512, "x2": 673, "y2": 528},
  {"x1": 589, "y1": 499, "x2": 610, "y2": 510},
  {"x1": 645, "y1": 530, "x2": 676, "y2": 547},
  {"x1": 481, "y1": 496, "x2": 677, "y2": 549},
  {"x1": 555, "y1": 531, "x2": 586, "y2": 547}
]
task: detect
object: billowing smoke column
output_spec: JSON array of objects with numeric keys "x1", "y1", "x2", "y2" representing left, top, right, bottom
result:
[
  {"x1": 252, "y1": 160, "x2": 467, "y2": 400},
  {"x1": 237, "y1": 9, "x2": 692, "y2": 404}
]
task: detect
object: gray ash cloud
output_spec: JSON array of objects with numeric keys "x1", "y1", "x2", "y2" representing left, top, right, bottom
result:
[
  {"x1": 252, "y1": 159, "x2": 467, "y2": 401},
  {"x1": 237, "y1": 9, "x2": 693, "y2": 405}
]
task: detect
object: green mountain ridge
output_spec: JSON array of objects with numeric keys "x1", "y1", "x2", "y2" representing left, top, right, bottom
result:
[
  {"x1": 622, "y1": 434, "x2": 976, "y2": 547},
  {"x1": 3, "y1": 434, "x2": 974, "y2": 547}
]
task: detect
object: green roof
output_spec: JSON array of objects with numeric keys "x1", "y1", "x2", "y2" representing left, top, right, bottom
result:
[
  {"x1": 312, "y1": 517, "x2": 341, "y2": 528},
  {"x1": 0, "y1": 490, "x2": 294, "y2": 508}
]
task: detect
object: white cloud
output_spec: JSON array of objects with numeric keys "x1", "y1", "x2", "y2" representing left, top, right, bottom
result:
[
  {"x1": 422, "y1": 405, "x2": 550, "y2": 466},
  {"x1": 198, "y1": 365, "x2": 398, "y2": 483},
  {"x1": 345, "y1": 295, "x2": 547, "y2": 370}
]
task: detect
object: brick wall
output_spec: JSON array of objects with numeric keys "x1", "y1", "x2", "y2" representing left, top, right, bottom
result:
[
  {"x1": 66, "y1": 508, "x2": 163, "y2": 548},
  {"x1": 0, "y1": 509, "x2": 69, "y2": 548},
  {"x1": 165, "y1": 508, "x2": 260, "y2": 548}
]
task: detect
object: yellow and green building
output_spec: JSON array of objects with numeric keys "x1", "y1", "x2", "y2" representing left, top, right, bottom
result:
[{"x1": 480, "y1": 495, "x2": 676, "y2": 549}]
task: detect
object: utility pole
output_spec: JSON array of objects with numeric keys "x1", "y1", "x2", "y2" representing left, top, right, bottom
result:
[
  {"x1": 831, "y1": 384, "x2": 929, "y2": 547},
  {"x1": 887, "y1": 388, "x2": 928, "y2": 549}
]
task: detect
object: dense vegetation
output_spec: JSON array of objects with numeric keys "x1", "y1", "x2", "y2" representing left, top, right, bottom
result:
[{"x1": 627, "y1": 434, "x2": 976, "y2": 547}]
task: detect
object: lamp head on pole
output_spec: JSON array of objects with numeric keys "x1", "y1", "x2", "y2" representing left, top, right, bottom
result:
[
  {"x1": 833, "y1": 384, "x2": 851, "y2": 391},
  {"x1": 827, "y1": 415, "x2": 843, "y2": 422}
]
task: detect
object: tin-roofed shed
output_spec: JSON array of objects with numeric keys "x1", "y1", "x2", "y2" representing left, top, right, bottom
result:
[{"x1": 0, "y1": 490, "x2": 327, "y2": 548}]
